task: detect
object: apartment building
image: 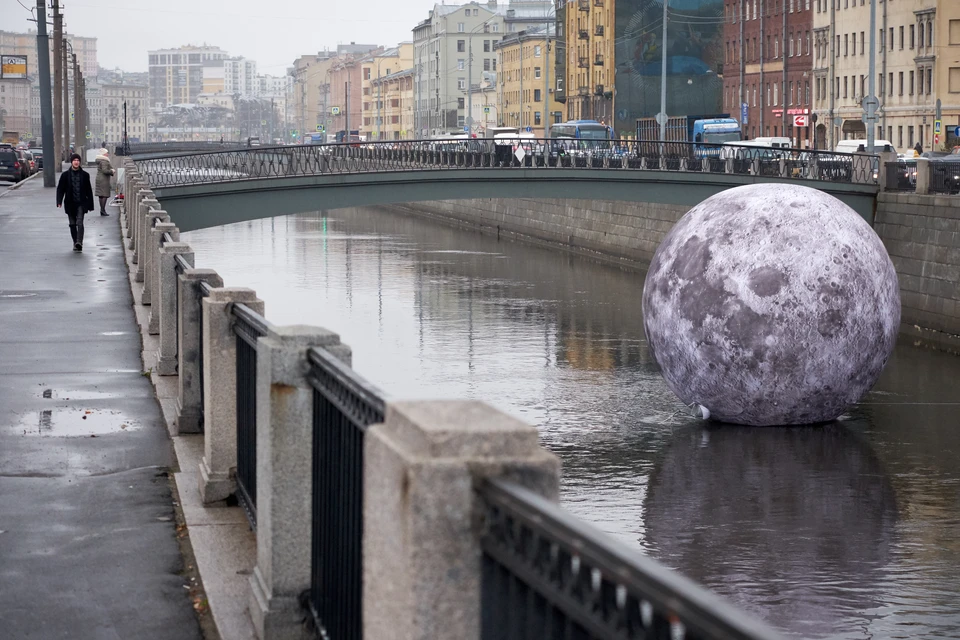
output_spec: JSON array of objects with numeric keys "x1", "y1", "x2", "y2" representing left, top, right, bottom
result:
[
  {"x1": 291, "y1": 50, "x2": 337, "y2": 137},
  {"x1": 0, "y1": 78, "x2": 31, "y2": 134},
  {"x1": 813, "y1": 0, "x2": 960, "y2": 152},
  {"x1": 560, "y1": 0, "x2": 614, "y2": 124},
  {"x1": 0, "y1": 30, "x2": 97, "y2": 80},
  {"x1": 100, "y1": 83, "x2": 147, "y2": 143},
  {"x1": 496, "y1": 27, "x2": 565, "y2": 135},
  {"x1": 412, "y1": 0, "x2": 552, "y2": 137},
  {"x1": 148, "y1": 45, "x2": 228, "y2": 107},
  {"x1": 224, "y1": 57, "x2": 257, "y2": 96},
  {"x1": 370, "y1": 69, "x2": 417, "y2": 139},
  {"x1": 723, "y1": 0, "x2": 815, "y2": 146},
  {"x1": 361, "y1": 44, "x2": 413, "y2": 140}
]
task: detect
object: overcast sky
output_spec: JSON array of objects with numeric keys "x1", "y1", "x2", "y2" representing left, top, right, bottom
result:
[{"x1": 1, "y1": 0, "x2": 438, "y2": 74}]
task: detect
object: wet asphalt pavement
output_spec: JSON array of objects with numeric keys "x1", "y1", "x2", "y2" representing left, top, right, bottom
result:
[{"x1": 0, "y1": 176, "x2": 201, "y2": 638}]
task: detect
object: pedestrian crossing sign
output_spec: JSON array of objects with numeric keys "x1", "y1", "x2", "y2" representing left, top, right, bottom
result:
[{"x1": 316, "y1": 124, "x2": 324, "y2": 132}]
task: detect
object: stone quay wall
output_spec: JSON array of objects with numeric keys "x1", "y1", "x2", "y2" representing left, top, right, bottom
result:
[
  {"x1": 386, "y1": 195, "x2": 960, "y2": 354},
  {"x1": 875, "y1": 194, "x2": 960, "y2": 354}
]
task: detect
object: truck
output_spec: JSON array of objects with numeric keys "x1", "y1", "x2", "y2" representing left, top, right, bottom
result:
[
  {"x1": 635, "y1": 115, "x2": 741, "y2": 157},
  {"x1": 2, "y1": 131, "x2": 20, "y2": 146}
]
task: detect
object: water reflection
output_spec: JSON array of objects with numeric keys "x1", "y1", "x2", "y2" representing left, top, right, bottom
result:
[
  {"x1": 184, "y1": 206, "x2": 960, "y2": 639},
  {"x1": 645, "y1": 424, "x2": 897, "y2": 637}
]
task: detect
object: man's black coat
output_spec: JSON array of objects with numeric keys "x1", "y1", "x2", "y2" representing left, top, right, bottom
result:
[{"x1": 56, "y1": 167, "x2": 95, "y2": 213}]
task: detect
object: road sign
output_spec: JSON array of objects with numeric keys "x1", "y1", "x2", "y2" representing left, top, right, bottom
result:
[
  {"x1": 655, "y1": 112, "x2": 668, "y2": 126},
  {"x1": 954, "y1": 126, "x2": 960, "y2": 138},
  {"x1": 934, "y1": 120, "x2": 942, "y2": 135},
  {"x1": 935, "y1": 134, "x2": 941, "y2": 146},
  {"x1": 84, "y1": 131, "x2": 91, "y2": 140},
  {"x1": 261, "y1": 119, "x2": 267, "y2": 126},
  {"x1": 741, "y1": 102, "x2": 748, "y2": 126},
  {"x1": 861, "y1": 95, "x2": 880, "y2": 112},
  {"x1": 525, "y1": 126, "x2": 532, "y2": 133},
  {"x1": 483, "y1": 106, "x2": 491, "y2": 114},
  {"x1": 463, "y1": 126, "x2": 469, "y2": 132},
  {"x1": 70, "y1": 111, "x2": 74, "y2": 121},
  {"x1": 316, "y1": 124, "x2": 324, "y2": 132},
  {"x1": 793, "y1": 115, "x2": 809, "y2": 127},
  {"x1": 331, "y1": 106, "x2": 341, "y2": 115}
]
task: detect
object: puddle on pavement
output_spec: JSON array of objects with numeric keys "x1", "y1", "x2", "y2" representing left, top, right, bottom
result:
[
  {"x1": 14, "y1": 408, "x2": 141, "y2": 437},
  {"x1": 38, "y1": 388, "x2": 119, "y2": 400},
  {"x1": 99, "y1": 331, "x2": 129, "y2": 336}
]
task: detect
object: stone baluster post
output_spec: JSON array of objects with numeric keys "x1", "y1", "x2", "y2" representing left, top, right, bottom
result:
[
  {"x1": 363, "y1": 400, "x2": 560, "y2": 640},
  {"x1": 916, "y1": 158, "x2": 930, "y2": 195},
  {"x1": 199, "y1": 288, "x2": 264, "y2": 505},
  {"x1": 144, "y1": 216, "x2": 173, "y2": 311},
  {"x1": 175, "y1": 268, "x2": 223, "y2": 435},
  {"x1": 155, "y1": 242, "x2": 191, "y2": 377},
  {"x1": 131, "y1": 189, "x2": 152, "y2": 251},
  {"x1": 135, "y1": 199, "x2": 161, "y2": 283},
  {"x1": 248, "y1": 327, "x2": 351, "y2": 640}
]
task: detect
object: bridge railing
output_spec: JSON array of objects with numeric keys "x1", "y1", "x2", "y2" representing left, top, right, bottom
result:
[
  {"x1": 126, "y1": 140, "x2": 247, "y2": 155},
  {"x1": 121, "y1": 160, "x2": 787, "y2": 640},
  {"x1": 133, "y1": 138, "x2": 880, "y2": 189}
]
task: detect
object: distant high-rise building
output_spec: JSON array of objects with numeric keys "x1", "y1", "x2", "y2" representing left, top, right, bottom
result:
[
  {"x1": 148, "y1": 45, "x2": 228, "y2": 107},
  {"x1": 224, "y1": 57, "x2": 257, "y2": 97},
  {"x1": 0, "y1": 30, "x2": 98, "y2": 80}
]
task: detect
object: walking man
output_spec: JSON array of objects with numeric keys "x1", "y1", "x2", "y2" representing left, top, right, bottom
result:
[
  {"x1": 95, "y1": 147, "x2": 115, "y2": 216},
  {"x1": 56, "y1": 153, "x2": 95, "y2": 252}
]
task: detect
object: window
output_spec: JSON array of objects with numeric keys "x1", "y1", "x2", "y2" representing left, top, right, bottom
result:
[
  {"x1": 880, "y1": 28, "x2": 885, "y2": 51},
  {"x1": 927, "y1": 68, "x2": 932, "y2": 95},
  {"x1": 909, "y1": 70, "x2": 915, "y2": 95},
  {"x1": 836, "y1": 35, "x2": 840, "y2": 57},
  {"x1": 534, "y1": 111, "x2": 542, "y2": 126},
  {"x1": 483, "y1": 58, "x2": 491, "y2": 71},
  {"x1": 492, "y1": 24, "x2": 498, "y2": 32},
  {"x1": 910, "y1": 25, "x2": 915, "y2": 49},
  {"x1": 457, "y1": 40, "x2": 466, "y2": 52},
  {"x1": 860, "y1": 31, "x2": 865, "y2": 55},
  {"x1": 457, "y1": 97, "x2": 465, "y2": 109},
  {"x1": 534, "y1": 89, "x2": 541, "y2": 102},
  {"x1": 492, "y1": 59, "x2": 497, "y2": 71},
  {"x1": 789, "y1": 81, "x2": 794, "y2": 104},
  {"x1": 919, "y1": 70, "x2": 924, "y2": 95},
  {"x1": 919, "y1": 23, "x2": 925, "y2": 48},
  {"x1": 879, "y1": 73, "x2": 884, "y2": 96},
  {"x1": 458, "y1": 22, "x2": 465, "y2": 32},
  {"x1": 844, "y1": 34, "x2": 848, "y2": 56},
  {"x1": 484, "y1": 40, "x2": 490, "y2": 52},
  {"x1": 773, "y1": 82, "x2": 779, "y2": 105},
  {"x1": 950, "y1": 68, "x2": 960, "y2": 93},
  {"x1": 951, "y1": 20, "x2": 960, "y2": 45},
  {"x1": 898, "y1": 71, "x2": 904, "y2": 95},
  {"x1": 843, "y1": 76, "x2": 848, "y2": 98},
  {"x1": 474, "y1": 8, "x2": 478, "y2": 15},
  {"x1": 534, "y1": 45, "x2": 541, "y2": 57},
  {"x1": 899, "y1": 26, "x2": 904, "y2": 49},
  {"x1": 458, "y1": 59, "x2": 465, "y2": 70},
  {"x1": 888, "y1": 72, "x2": 893, "y2": 96}
]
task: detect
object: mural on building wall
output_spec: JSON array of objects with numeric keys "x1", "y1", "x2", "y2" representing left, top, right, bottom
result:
[{"x1": 614, "y1": 0, "x2": 724, "y2": 135}]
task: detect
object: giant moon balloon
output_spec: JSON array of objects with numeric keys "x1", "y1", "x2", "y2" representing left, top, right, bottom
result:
[{"x1": 642, "y1": 184, "x2": 900, "y2": 426}]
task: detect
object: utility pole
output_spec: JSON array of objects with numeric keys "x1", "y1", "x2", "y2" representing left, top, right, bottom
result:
[
  {"x1": 739, "y1": 0, "x2": 744, "y2": 136},
  {"x1": 468, "y1": 38, "x2": 473, "y2": 134},
  {"x1": 782, "y1": 0, "x2": 787, "y2": 140},
  {"x1": 62, "y1": 37, "x2": 70, "y2": 160},
  {"x1": 36, "y1": 0, "x2": 56, "y2": 186},
  {"x1": 544, "y1": 34, "x2": 551, "y2": 138},
  {"x1": 53, "y1": 0, "x2": 62, "y2": 166},
  {"x1": 828, "y1": 0, "x2": 836, "y2": 150},
  {"x1": 73, "y1": 54, "x2": 82, "y2": 155},
  {"x1": 864, "y1": 0, "x2": 878, "y2": 153},
  {"x1": 658, "y1": 0, "x2": 669, "y2": 142}
]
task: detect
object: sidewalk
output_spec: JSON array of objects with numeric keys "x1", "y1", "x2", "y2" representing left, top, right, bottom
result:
[{"x1": 0, "y1": 176, "x2": 203, "y2": 638}]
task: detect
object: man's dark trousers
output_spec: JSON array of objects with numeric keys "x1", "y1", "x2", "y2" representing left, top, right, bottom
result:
[{"x1": 67, "y1": 206, "x2": 85, "y2": 245}]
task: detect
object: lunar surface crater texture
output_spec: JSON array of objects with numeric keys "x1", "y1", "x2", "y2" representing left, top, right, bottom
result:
[{"x1": 642, "y1": 184, "x2": 901, "y2": 426}]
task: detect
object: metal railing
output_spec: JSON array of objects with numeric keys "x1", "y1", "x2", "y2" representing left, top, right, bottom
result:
[
  {"x1": 884, "y1": 161, "x2": 916, "y2": 192},
  {"x1": 478, "y1": 479, "x2": 782, "y2": 640},
  {"x1": 232, "y1": 302, "x2": 271, "y2": 528},
  {"x1": 133, "y1": 139, "x2": 881, "y2": 190},
  {"x1": 128, "y1": 140, "x2": 246, "y2": 155},
  {"x1": 929, "y1": 160, "x2": 960, "y2": 194},
  {"x1": 305, "y1": 346, "x2": 387, "y2": 640}
]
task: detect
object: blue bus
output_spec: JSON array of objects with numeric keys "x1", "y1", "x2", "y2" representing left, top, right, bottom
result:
[{"x1": 550, "y1": 120, "x2": 613, "y2": 145}]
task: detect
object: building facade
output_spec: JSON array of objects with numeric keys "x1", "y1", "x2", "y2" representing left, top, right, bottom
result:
[
  {"x1": 361, "y1": 44, "x2": 413, "y2": 140},
  {"x1": 370, "y1": 69, "x2": 416, "y2": 139},
  {"x1": 560, "y1": 0, "x2": 615, "y2": 126},
  {"x1": 813, "y1": 0, "x2": 960, "y2": 152},
  {"x1": 291, "y1": 51, "x2": 337, "y2": 138},
  {"x1": 0, "y1": 78, "x2": 32, "y2": 135},
  {"x1": 0, "y1": 30, "x2": 97, "y2": 80},
  {"x1": 224, "y1": 57, "x2": 257, "y2": 97},
  {"x1": 723, "y1": 0, "x2": 814, "y2": 146},
  {"x1": 100, "y1": 83, "x2": 147, "y2": 143},
  {"x1": 496, "y1": 28, "x2": 565, "y2": 135},
  {"x1": 148, "y1": 45, "x2": 228, "y2": 107}
]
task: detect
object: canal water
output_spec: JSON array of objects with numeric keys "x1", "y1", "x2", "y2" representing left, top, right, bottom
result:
[{"x1": 184, "y1": 206, "x2": 960, "y2": 639}]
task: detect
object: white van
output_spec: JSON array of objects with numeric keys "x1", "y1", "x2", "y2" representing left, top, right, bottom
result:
[
  {"x1": 835, "y1": 139, "x2": 897, "y2": 154},
  {"x1": 751, "y1": 136, "x2": 793, "y2": 149}
]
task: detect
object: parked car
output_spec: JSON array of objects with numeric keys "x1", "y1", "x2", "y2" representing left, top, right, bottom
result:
[
  {"x1": 31, "y1": 149, "x2": 43, "y2": 169},
  {"x1": 21, "y1": 150, "x2": 36, "y2": 174},
  {"x1": 0, "y1": 147, "x2": 24, "y2": 182},
  {"x1": 11, "y1": 148, "x2": 30, "y2": 180}
]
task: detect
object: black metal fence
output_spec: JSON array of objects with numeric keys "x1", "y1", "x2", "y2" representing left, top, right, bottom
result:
[
  {"x1": 929, "y1": 161, "x2": 960, "y2": 194},
  {"x1": 232, "y1": 302, "x2": 270, "y2": 528},
  {"x1": 133, "y1": 139, "x2": 880, "y2": 189},
  {"x1": 884, "y1": 161, "x2": 917, "y2": 192},
  {"x1": 478, "y1": 479, "x2": 780, "y2": 640},
  {"x1": 128, "y1": 141, "x2": 246, "y2": 156},
  {"x1": 305, "y1": 346, "x2": 386, "y2": 640}
]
